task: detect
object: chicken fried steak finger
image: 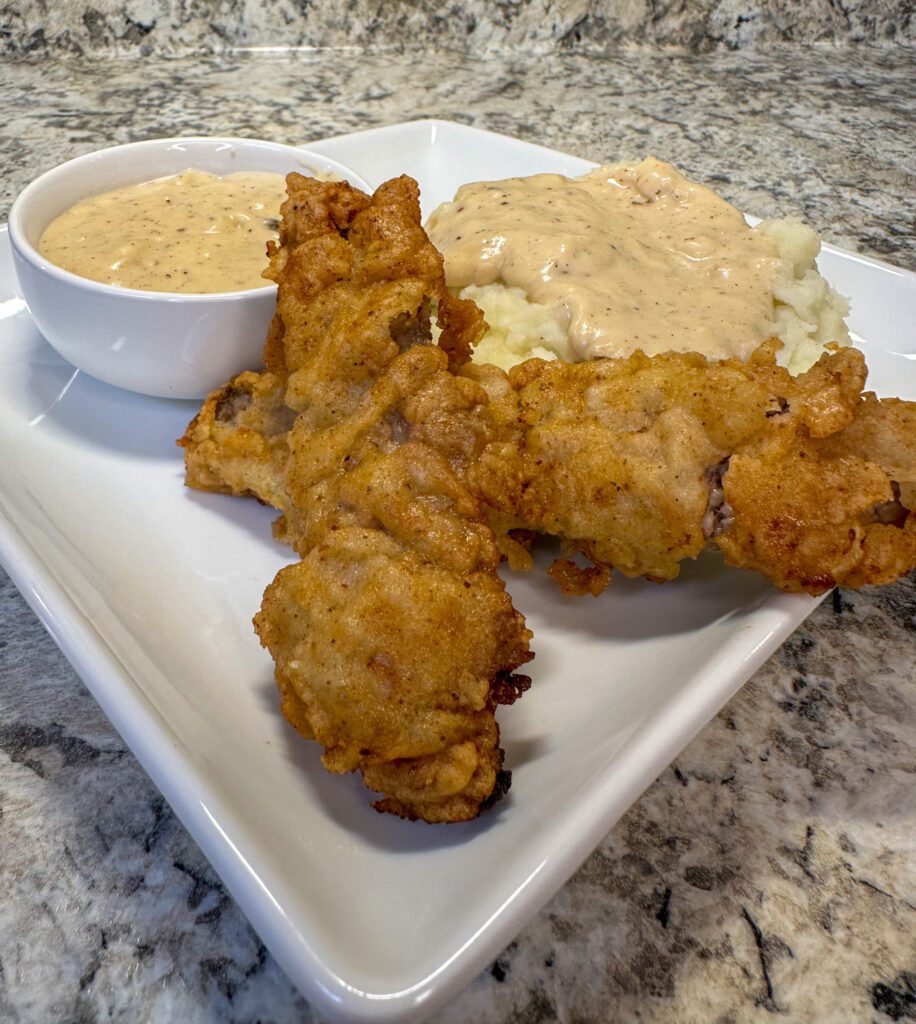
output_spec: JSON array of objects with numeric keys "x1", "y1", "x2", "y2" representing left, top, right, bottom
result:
[
  {"x1": 183, "y1": 173, "x2": 530, "y2": 822},
  {"x1": 468, "y1": 344, "x2": 916, "y2": 595},
  {"x1": 256, "y1": 532, "x2": 530, "y2": 822}
]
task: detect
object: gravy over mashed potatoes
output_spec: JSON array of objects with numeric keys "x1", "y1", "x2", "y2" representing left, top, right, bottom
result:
[{"x1": 426, "y1": 158, "x2": 849, "y2": 374}]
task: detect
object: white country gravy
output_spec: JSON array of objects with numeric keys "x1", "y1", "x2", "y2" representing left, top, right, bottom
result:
[
  {"x1": 426, "y1": 158, "x2": 784, "y2": 361},
  {"x1": 38, "y1": 169, "x2": 288, "y2": 293}
]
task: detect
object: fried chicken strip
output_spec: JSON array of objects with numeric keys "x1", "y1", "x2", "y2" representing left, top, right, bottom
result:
[
  {"x1": 257, "y1": 527, "x2": 529, "y2": 822},
  {"x1": 180, "y1": 173, "x2": 484, "y2": 509},
  {"x1": 467, "y1": 343, "x2": 916, "y2": 594},
  {"x1": 181, "y1": 174, "x2": 529, "y2": 822}
]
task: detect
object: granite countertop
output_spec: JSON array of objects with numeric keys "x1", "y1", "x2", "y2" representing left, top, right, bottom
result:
[{"x1": 0, "y1": 44, "x2": 914, "y2": 1024}]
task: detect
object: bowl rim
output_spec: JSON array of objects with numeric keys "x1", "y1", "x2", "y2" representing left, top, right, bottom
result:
[{"x1": 8, "y1": 135, "x2": 370, "y2": 304}]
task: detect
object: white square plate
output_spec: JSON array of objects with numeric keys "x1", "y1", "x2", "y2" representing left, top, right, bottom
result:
[{"x1": 0, "y1": 120, "x2": 913, "y2": 1024}]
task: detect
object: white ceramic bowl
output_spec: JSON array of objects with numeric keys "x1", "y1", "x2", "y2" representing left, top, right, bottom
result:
[{"x1": 9, "y1": 137, "x2": 372, "y2": 399}]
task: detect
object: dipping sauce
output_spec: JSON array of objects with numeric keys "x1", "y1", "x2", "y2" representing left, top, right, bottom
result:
[
  {"x1": 427, "y1": 158, "x2": 783, "y2": 362},
  {"x1": 38, "y1": 169, "x2": 288, "y2": 293}
]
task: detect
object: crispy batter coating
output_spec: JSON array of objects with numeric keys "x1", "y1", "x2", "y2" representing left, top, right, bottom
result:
[
  {"x1": 719, "y1": 383, "x2": 916, "y2": 591},
  {"x1": 180, "y1": 370, "x2": 293, "y2": 505},
  {"x1": 179, "y1": 174, "x2": 486, "y2": 509},
  {"x1": 467, "y1": 344, "x2": 916, "y2": 594},
  {"x1": 256, "y1": 531, "x2": 529, "y2": 822},
  {"x1": 181, "y1": 173, "x2": 529, "y2": 823}
]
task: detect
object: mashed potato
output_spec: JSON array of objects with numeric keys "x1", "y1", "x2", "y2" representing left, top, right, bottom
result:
[
  {"x1": 461, "y1": 217, "x2": 849, "y2": 374},
  {"x1": 756, "y1": 218, "x2": 851, "y2": 373},
  {"x1": 428, "y1": 161, "x2": 850, "y2": 375}
]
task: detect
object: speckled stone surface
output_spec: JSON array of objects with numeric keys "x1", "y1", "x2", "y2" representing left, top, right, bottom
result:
[
  {"x1": 0, "y1": 44, "x2": 914, "y2": 1024},
  {"x1": 1, "y1": 48, "x2": 915, "y2": 264},
  {"x1": 0, "y1": 0, "x2": 913, "y2": 57}
]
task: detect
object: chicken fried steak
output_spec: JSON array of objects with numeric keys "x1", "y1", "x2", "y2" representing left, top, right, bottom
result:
[
  {"x1": 181, "y1": 174, "x2": 531, "y2": 823},
  {"x1": 182, "y1": 172, "x2": 916, "y2": 823},
  {"x1": 468, "y1": 343, "x2": 916, "y2": 594}
]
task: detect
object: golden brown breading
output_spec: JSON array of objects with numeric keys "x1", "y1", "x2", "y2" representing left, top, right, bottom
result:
[
  {"x1": 261, "y1": 174, "x2": 485, "y2": 417},
  {"x1": 179, "y1": 370, "x2": 293, "y2": 504},
  {"x1": 255, "y1": 530, "x2": 529, "y2": 823},
  {"x1": 179, "y1": 173, "x2": 486, "y2": 511},
  {"x1": 279, "y1": 344, "x2": 500, "y2": 561},
  {"x1": 718, "y1": 382, "x2": 916, "y2": 591},
  {"x1": 467, "y1": 344, "x2": 916, "y2": 594}
]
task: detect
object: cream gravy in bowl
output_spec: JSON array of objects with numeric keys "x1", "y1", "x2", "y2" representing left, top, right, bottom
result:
[
  {"x1": 38, "y1": 170, "x2": 289, "y2": 294},
  {"x1": 9, "y1": 137, "x2": 371, "y2": 399}
]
